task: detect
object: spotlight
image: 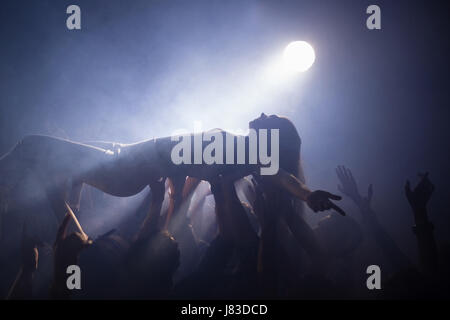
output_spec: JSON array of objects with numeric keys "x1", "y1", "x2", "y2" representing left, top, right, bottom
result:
[{"x1": 283, "y1": 41, "x2": 316, "y2": 73}]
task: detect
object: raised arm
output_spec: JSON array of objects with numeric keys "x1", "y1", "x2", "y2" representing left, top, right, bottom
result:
[
  {"x1": 336, "y1": 165, "x2": 411, "y2": 270},
  {"x1": 405, "y1": 172, "x2": 438, "y2": 275},
  {"x1": 6, "y1": 224, "x2": 42, "y2": 300},
  {"x1": 136, "y1": 178, "x2": 166, "y2": 241}
]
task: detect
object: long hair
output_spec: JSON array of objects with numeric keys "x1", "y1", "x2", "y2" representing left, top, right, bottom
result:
[
  {"x1": 250, "y1": 114, "x2": 311, "y2": 296},
  {"x1": 273, "y1": 116, "x2": 306, "y2": 218},
  {"x1": 251, "y1": 114, "x2": 306, "y2": 216}
]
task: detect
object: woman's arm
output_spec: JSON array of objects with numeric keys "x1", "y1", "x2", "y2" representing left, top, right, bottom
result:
[{"x1": 266, "y1": 168, "x2": 346, "y2": 215}]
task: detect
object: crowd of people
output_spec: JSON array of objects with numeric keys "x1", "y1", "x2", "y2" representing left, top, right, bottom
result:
[{"x1": 1, "y1": 116, "x2": 449, "y2": 300}]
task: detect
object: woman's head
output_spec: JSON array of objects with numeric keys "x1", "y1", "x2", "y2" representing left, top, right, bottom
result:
[{"x1": 249, "y1": 113, "x2": 301, "y2": 175}]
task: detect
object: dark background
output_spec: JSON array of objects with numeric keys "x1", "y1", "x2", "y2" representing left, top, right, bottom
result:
[{"x1": 0, "y1": 0, "x2": 449, "y2": 267}]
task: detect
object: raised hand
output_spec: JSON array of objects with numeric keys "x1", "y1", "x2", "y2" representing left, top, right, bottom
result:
[
  {"x1": 405, "y1": 173, "x2": 438, "y2": 274},
  {"x1": 306, "y1": 190, "x2": 346, "y2": 216},
  {"x1": 405, "y1": 172, "x2": 434, "y2": 213},
  {"x1": 336, "y1": 165, "x2": 362, "y2": 204},
  {"x1": 51, "y1": 212, "x2": 92, "y2": 299},
  {"x1": 54, "y1": 212, "x2": 92, "y2": 257},
  {"x1": 336, "y1": 166, "x2": 373, "y2": 211},
  {"x1": 136, "y1": 178, "x2": 167, "y2": 241}
]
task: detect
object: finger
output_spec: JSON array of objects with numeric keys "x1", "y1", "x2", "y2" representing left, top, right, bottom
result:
[
  {"x1": 340, "y1": 166, "x2": 349, "y2": 183},
  {"x1": 342, "y1": 166, "x2": 351, "y2": 181},
  {"x1": 329, "y1": 202, "x2": 346, "y2": 216},
  {"x1": 346, "y1": 167, "x2": 357, "y2": 188},
  {"x1": 336, "y1": 166, "x2": 345, "y2": 183},
  {"x1": 348, "y1": 168, "x2": 356, "y2": 184},
  {"x1": 326, "y1": 192, "x2": 342, "y2": 200},
  {"x1": 338, "y1": 165, "x2": 347, "y2": 181},
  {"x1": 65, "y1": 202, "x2": 88, "y2": 241}
]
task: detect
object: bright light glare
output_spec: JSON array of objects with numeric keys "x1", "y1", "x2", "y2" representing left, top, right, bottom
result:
[
  {"x1": 283, "y1": 41, "x2": 316, "y2": 73},
  {"x1": 262, "y1": 40, "x2": 316, "y2": 85}
]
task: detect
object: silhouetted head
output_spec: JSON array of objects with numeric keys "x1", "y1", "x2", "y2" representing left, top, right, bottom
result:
[
  {"x1": 78, "y1": 234, "x2": 129, "y2": 298},
  {"x1": 249, "y1": 113, "x2": 302, "y2": 177}
]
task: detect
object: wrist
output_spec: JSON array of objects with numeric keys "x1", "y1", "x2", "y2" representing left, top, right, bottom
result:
[
  {"x1": 412, "y1": 221, "x2": 434, "y2": 235},
  {"x1": 362, "y1": 209, "x2": 378, "y2": 224},
  {"x1": 412, "y1": 208, "x2": 428, "y2": 224},
  {"x1": 352, "y1": 195, "x2": 363, "y2": 206}
]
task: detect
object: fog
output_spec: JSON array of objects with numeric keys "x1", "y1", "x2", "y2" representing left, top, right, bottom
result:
[{"x1": 1, "y1": 0, "x2": 449, "y2": 273}]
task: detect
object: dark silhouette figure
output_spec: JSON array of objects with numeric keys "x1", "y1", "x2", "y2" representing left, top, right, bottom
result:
[
  {"x1": 6, "y1": 224, "x2": 42, "y2": 300},
  {"x1": 124, "y1": 178, "x2": 180, "y2": 299},
  {"x1": 405, "y1": 173, "x2": 438, "y2": 275},
  {"x1": 50, "y1": 213, "x2": 92, "y2": 299}
]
